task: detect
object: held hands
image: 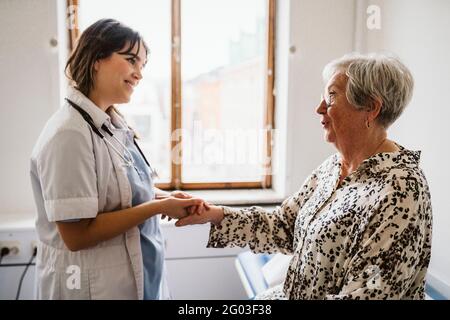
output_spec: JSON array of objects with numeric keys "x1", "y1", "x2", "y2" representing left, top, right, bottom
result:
[
  {"x1": 157, "y1": 191, "x2": 210, "y2": 221},
  {"x1": 155, "y1": 190, "x2": 224, "y2": 226},
  {"x1": 175, "y1": 205, "x2": 224, "y2": 227}
]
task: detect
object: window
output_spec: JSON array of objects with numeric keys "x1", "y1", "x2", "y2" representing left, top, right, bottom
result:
[{"x1": 66, "y1": 0, "x2": 275, "y2": 190}]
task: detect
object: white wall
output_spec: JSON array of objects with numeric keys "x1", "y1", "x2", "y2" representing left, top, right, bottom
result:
[
  {"x1": 355, "y1": 0, "x2": 450, "y2": 292},
  {"x1": 280, "y1": 0, "x2": 355, "y2": 195},
  {"x1": 0, "y1": 0, "x2": 67, "y2": 218}
]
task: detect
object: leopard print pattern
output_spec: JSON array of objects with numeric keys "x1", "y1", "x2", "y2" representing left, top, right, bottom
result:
[{"x1": 207, "y1": 145, "x2": 433, "y2": 300}]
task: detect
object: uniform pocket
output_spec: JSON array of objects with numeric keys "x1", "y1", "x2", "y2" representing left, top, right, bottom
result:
[{"x1": 88, "y1": 262, "x2": 137, "y2": 300}]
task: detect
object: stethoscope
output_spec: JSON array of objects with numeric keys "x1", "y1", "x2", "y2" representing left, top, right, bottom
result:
[{"x1": 65, "y1": 98, "x2": 158, "y2": 179}]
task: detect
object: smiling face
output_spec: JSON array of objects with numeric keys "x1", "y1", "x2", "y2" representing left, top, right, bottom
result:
[
  {"x1": 316, "y1": 72, "x2": 367, "y2": 149},
  {"x1": 93, "y1": 40, "x2": 147, "y2": 107}
]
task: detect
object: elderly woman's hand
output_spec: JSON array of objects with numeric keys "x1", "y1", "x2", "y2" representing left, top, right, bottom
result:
[{"x1": 175, "y1": 205, "x2": 224, "y2": 227}]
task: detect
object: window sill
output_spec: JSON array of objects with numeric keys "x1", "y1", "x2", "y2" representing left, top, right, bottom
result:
[{"x1": 184, "y1": 189, "x2": 284, "y2": 206}]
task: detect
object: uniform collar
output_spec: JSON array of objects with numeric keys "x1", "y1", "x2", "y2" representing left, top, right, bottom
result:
[
  {"x1": 66, "y1": 86, "x2": 111, "y2": 129},
  {"x1": 109, "y1": 108, "x2": 129, "y2": 130}
]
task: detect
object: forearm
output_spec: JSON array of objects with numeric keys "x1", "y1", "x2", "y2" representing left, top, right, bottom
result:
[
  {"x1": 57, "y1": 200, "x2": 162, "y2": 251},
  {"x1": 208, "y1": 205, "x2": 224, "y2": 225},
  {"x1": 85, "y1": 201, "x2": 162, "y2": 245},
  {"x1": 208, "y1": 205, "x2": 295, "y2": 254}
]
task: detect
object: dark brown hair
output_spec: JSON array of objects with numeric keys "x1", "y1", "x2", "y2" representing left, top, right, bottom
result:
[{"x1": 65, "y1": 18, "x2": 148, "y2": 97}]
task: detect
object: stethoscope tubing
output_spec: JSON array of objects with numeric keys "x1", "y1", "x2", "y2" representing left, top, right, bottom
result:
[{"x1": 65, "y1": 98, "x2": 158, "y2": 178}]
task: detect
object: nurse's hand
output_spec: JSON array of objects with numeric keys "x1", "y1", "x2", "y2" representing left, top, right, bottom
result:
[
  {"x1": 170, "y1": 190, "x2": 192, "y2": 199},
  {"x1": 158, "y1": 191, "x2": 189, "y2": 221},
  {"x1": 160, "y1": 191, "x2": 210, "y2": 221},
  {"x1": 158, "y1": 197, "x2": 207, "y2": 220},
  {"x1": 175, "y1": 205, "x2": 224, "y2": 227}
]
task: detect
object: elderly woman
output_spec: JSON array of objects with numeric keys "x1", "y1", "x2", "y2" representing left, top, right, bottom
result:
[{"x1": 176, "y1": 53, "x2": 433, "y2": 300}]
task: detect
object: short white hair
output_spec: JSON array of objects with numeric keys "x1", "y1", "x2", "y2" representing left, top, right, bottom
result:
[{"x1": 322, "y1": 53, "x2": 414, "y2": 128}]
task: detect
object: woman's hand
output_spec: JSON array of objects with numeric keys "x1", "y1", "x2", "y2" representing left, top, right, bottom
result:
[
  {"x1": 171, "y1": 191, "x2": 210, "y2": 217},
  {"x1": 157, "y1": 197, "x2": 206, "y2": 220},
  {"x1": 175, "y1": 205, "x2": 224, "y2": 227},
  {"x1": 160, "y1": 190, "x2": 209, "y2": 221},
  {"x1": 158, "y1": 191, "x2": 190, "y2": 221},
  {"x1": 170, "y1": 190, "x2": 192, "y2": 199}
]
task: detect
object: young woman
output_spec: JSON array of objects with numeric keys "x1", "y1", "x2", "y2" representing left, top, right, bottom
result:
[{"x1": 30, "y1": 19, "x2": 205, "y2": 299}]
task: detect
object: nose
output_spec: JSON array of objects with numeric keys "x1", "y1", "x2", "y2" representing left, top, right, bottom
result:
[
  {"x1": 316, "y1": 97, "x2": 327, "y2": 115},
  {"x1": 133, "y1": 66, "x2": 143, "y2": 81}
]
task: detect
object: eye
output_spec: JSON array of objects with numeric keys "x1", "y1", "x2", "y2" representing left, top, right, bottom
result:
[
  {"x1": 127, "y1": 57, "x2": 136, "y2": 65},
  {"x1": 327, "y1": 91, "x2": 336, "y2": 106}
]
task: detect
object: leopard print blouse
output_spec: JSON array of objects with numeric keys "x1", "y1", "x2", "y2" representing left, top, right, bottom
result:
[{"x1": 207, "y1": 145, "x2": 433, "y2": 299}]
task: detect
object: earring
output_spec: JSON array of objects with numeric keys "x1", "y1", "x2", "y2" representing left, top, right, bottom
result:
[{"x1": 366, "y1": 119, "x2": 370, "y2": 128}]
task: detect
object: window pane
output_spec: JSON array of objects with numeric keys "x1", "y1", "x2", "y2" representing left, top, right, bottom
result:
[
  {"x1": 79, "y1": 0, "x2": 172, "y2": 183},
  {"x1": 181, "y1": 0, "x2": 268, "y2": 183}
]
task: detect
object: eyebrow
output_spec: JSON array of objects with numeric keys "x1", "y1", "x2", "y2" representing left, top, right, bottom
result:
[
  {"x1": 326, "y1": 84, "x2": 339, "y2": 92},
  {"x1": 124, "y1": 53, "x2": 140, "y2": 60},
  {"x1": 326, "y1": 84, "x2": 342, "y2": 92},
  {"x1": 124, "y1": 53, "x2": 147, "y2": 66}
]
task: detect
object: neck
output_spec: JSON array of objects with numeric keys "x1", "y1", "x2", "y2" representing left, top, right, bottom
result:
[
  {"x1": 88, "y1": 89, "x2": 110, "y2": 112},
  {"x1": 339, "y1": 129, "x2": 387, "y2": 174}
]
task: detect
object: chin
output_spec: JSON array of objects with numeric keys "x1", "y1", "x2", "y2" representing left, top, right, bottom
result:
[
  {"x1": 324, "y1": 132, "x2": 336, "y2": 144},
  {"x1": 120, "y1": 95, "x2": 131, "y2": 104}
]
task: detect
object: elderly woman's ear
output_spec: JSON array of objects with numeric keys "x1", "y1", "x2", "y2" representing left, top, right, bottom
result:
[{"x1": 366, "y1": 97, "x2": 383, "y2": 126}]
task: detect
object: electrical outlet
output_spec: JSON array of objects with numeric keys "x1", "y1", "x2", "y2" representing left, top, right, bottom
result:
[
  {"x1": 31, "y1": 240, "x2": 38, "y2": 254},
  {"x1": 0, "y1": 241, "x2": 21, "y2": 256}
]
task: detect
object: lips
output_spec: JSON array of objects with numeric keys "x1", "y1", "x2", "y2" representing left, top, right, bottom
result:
[{"x1": 124, "y1": 80, "x2": 136, "y2": 90}]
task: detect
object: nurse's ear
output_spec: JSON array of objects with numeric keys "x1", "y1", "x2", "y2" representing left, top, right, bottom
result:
[{"x1": 94, "y1": 60, "x2": 100, "y2": 72}]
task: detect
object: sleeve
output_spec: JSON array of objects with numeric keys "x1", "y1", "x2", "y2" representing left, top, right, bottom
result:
[
  {"x1": 207, "y1": 172, "x2": 318, "y2": 255},
  {"x1": 37, "y1": 129, "x2": 99, "y2": 222},
  {"x1": 325, "y1": 188, "x2": 433, "y2": 300}
]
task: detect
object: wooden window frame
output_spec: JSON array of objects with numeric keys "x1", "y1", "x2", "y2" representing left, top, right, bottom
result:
[{"x1": 67, "y1": 0, "x2": 276, "y2": 191}]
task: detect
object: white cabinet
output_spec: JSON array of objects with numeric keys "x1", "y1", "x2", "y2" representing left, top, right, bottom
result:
[{"x1": 162, "y1": 223, "x2": 247, "y2": 300}]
